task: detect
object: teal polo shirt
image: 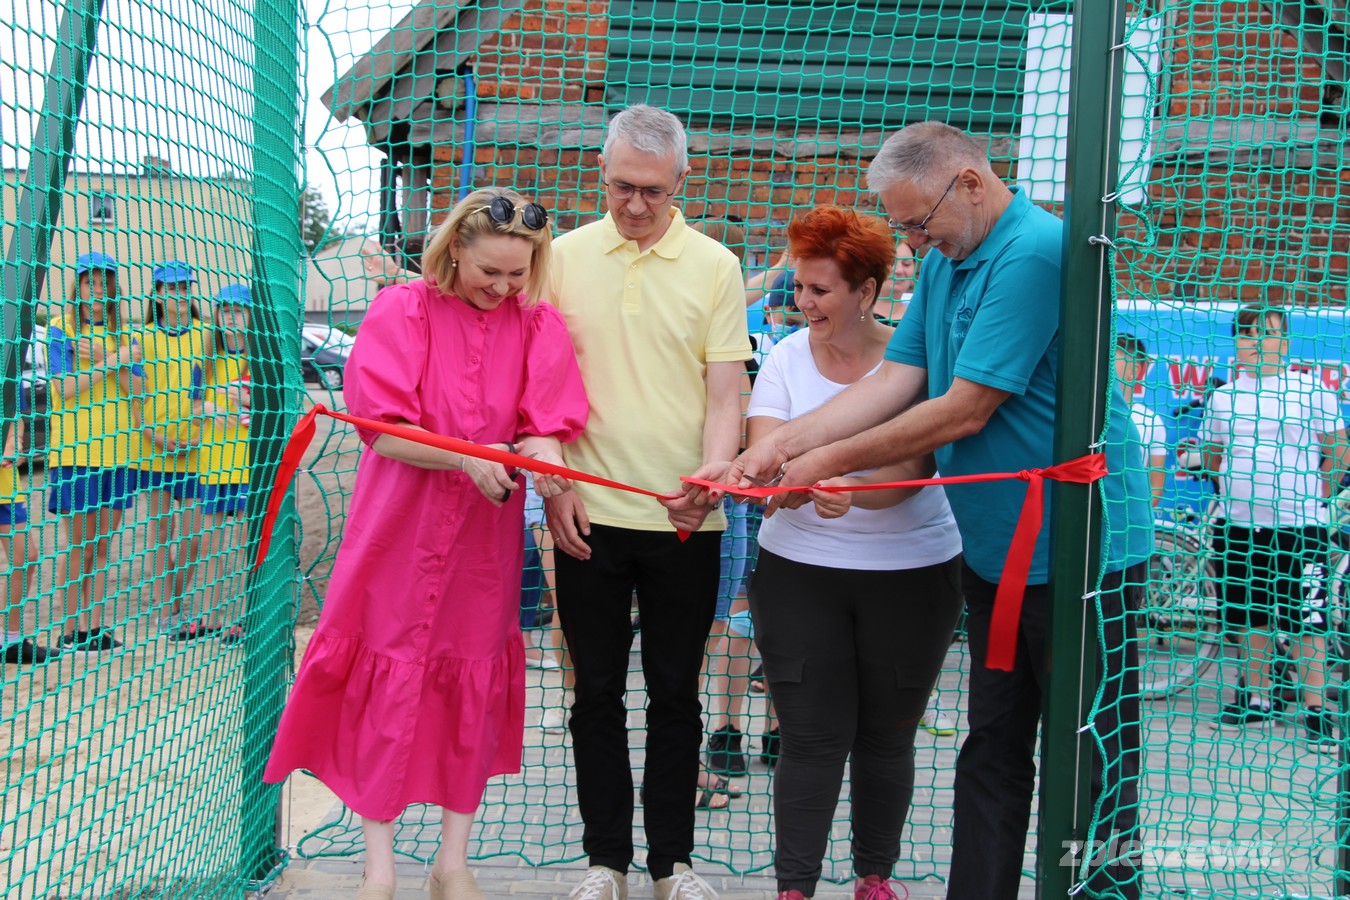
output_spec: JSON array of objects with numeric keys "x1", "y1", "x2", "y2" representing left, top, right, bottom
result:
[{"x1": 885, "y1": 188, "x2": 1153, "y2": 584}]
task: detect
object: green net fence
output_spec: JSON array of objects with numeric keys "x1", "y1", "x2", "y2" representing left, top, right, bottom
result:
[{"x1": 5, "y1": 0, "x2": 1350, "y2": 897}]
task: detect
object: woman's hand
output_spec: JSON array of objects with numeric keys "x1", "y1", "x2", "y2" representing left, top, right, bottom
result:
[
  {"x1": 76, "y1": 338, "x2": 106, "y2": 368},
  {"x1": 517, "y1": 434, "x2": 571, "y2": 498},
  {"x1": 529, "y1": 448, "x2": 573, "y2": 498},
  {"x1": 144, "y1": 426, "x2": 179, "y2": 453},
  {"x1": 810, "y1": 477, "x2": 858, "y2": 519},
  {"x1": 461, "y1": 443, "x2": 518, "y2": 506},
  {"x1": 112, "y1": 341, "x2": 142, "y2": 369}
]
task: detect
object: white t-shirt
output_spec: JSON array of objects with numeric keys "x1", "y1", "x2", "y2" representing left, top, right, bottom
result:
[
  {"x1": 1199, "y1": 370, "x2": 1344, "y2": 528},
  {"x1": 1130, "y1": 401, "x2": 1168, "y2": 462},
  {"x1": 747, "y1": 329, "x2": 963, "y2": 570}
]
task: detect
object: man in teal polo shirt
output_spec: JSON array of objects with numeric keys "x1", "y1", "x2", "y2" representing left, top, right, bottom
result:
[{"x1": 729, "y1": 121, "x2": 1154, "y2": 899}]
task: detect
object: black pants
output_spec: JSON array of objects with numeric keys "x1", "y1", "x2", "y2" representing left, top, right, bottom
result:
[
  {"x1": 554, "y1": 524, "x2": 721, "y2": 881},
  {"x1": 750, "y1": 549, "x2": 965, "y2": 897},
  {"x1": 948, "y1": 563, "x2": 1143, "y2": 900}
]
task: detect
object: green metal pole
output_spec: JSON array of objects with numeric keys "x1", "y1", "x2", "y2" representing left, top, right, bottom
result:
[
  {"x1": 238, "y1": 0, "x2": 305, "y2": 884},
  {"x1": 1038, "y1": 0, "x2": 1129, "y2": 897},
  {"x1": 0, "y1": 0, "x2": 105, "y2": 449}
]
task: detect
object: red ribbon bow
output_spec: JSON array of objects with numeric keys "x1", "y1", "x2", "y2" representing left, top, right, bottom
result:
[{"x1": 256, "y1": 405, "x2": 1107, "y2": 673}]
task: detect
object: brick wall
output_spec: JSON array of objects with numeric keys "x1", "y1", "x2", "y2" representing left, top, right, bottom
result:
[
  {"x1": 431, "y1": 0, "x2": 1349, "y2": 302},
  {"x1": 1125, "y1": 0, "x2": 1349, "y2": 304},
  {"x1": 474, "y1": 0, "x2": 609, "y2": 104}
]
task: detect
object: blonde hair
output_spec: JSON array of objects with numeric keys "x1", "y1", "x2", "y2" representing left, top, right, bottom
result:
[
  {"x1": 422, "y1": 187, "x2": 553, "y2": 304},
  {"x1": 65, "y1": 270, "x2": 123, "y2": 332}
]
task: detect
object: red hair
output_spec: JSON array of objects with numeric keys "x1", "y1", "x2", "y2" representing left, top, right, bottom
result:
[{"x1": 786, "y1": 206, "x2": 895, "y2": 300}]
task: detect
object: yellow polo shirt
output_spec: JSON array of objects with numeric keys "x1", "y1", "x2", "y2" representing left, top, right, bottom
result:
[
  {"x1": 46, "y1": 316, "x2": 143, "y2": 469},
  {"x1": 199, "y1": 352, "x2": 250, "y2": 486},
  {"x1": 546, "y1": 208, "x2": 751, "y2": 532},
  {"x1": 136, "y1": 321, "x2": 212, "y2": 473}
]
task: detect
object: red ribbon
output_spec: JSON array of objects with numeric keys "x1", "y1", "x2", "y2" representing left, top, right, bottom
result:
[
  {"x1": 253, "y1": 404, "x2": 691, "y2": 570},
  {"x1": 684, "y1": 454, "x2": 1107, "y2": 672},
  {"x1": 256, "y1": 405, "x2": 1106, "y2": 673}
]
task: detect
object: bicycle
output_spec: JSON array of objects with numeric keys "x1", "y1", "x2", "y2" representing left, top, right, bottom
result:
[
  {"x1": 1139, "y1": 485, "x2": 1350, "y2": 701},
  {"x1": 1137, "y1": 502, "x2": 1224, "y2": 699}
]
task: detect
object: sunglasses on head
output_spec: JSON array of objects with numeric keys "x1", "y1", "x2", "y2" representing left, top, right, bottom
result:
[{"x1": 474, "y1": 196, "x2": 550, "y2": 231}]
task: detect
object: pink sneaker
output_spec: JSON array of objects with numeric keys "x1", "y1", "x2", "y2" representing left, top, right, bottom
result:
[
  {"x1": 854, "y1": 875, "x2": 908, "y2": 900},
  {"x1": 775, "y1": 892, "x2": 807, "y2": 900}
]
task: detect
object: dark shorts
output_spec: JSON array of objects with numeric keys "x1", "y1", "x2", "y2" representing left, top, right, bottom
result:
[
  {"x1": 520, "y1": 529, "x2": 547, "y2": 630},
  {"x1": 0, "y1": 502, "x2": 28, "y2": 526},
  {"x1": 1212, "y1": 521, "x2": 1332, "y2": 634},
  {"x1": 47, "y1": 466, "x2": 137, "y2": 514},
  {"x1": 200, "y1": 482, "x2": 248, "y2": 517},
  {"x1": 138, "y1": 468, "x2": 204, "y2": 502}
]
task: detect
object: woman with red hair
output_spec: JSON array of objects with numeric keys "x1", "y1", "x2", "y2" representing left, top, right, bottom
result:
[{"x1": 744, "y1": 206, "x2": 964, "y2": 900}]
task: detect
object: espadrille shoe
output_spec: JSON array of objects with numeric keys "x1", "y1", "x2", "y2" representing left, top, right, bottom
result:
[
  {"x1": 356, "y1": 881, "x2": 394, "y2": 900},
  {"x1": 430, "y1": 867, "x2": 484, "y2": 900}
]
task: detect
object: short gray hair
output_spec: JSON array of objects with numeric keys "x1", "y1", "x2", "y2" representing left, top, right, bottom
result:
[
  {"x1": 866, "y1": 121, "x2": 991, "y2": 194},
  {"x1": 603, "y1": 105, "x2": 689, "y2": 173}
]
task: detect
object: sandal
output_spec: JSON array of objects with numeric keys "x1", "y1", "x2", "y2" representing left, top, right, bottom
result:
[
  {"x1": 749, "y1": 662, "x2": 766, "y2": 693},
  {"x1": 639, "y1": 770, "x2": 742, "y2": 809},
  {"x1": 696, "y1": 786, "x2": 731, "y2": 810},
  {"x1": 700, "y1": 772, "x2": 742, "y2": 799}
]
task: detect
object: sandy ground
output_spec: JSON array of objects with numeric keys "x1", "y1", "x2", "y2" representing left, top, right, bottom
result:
[{"x1": 1, "y1": 388, "x2": 356, "y2": 897}]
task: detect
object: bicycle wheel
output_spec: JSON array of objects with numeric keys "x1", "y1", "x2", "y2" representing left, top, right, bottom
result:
[{"x1": 1138, "y1": 527, "x2": 1223, "y2": 700}]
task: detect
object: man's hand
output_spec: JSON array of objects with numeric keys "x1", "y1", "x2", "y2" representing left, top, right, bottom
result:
[
  {"x1": 765, "y1": 446, "x2": 842, "y2": 516},
  {"x1": 544, "y1": 491, "x2": 591, "y2": 560},
  {"x1": 725, "y1": 439, "x2": 790, "y2": 499},
  {"x1": 658, "y1": 489, "x2": 715, "y2": 533}
]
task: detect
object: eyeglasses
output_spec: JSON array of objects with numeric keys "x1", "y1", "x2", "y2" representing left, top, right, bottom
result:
[
  {"x1": 473, "y1": 196, "x2": 550, "y2": 231},
  {"x1": 603, "y1": 180, "x2": 678, "y2": 204},
  {"x1": 887, "y1": 174, "x2": 959, "y2": 237}
]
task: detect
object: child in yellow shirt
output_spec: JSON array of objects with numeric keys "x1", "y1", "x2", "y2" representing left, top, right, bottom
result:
[
  {"x1": 135, "y1": 261, "x2": 212, "y2": 640},
  {"x1": 191, "y1": 284, "x2": 252, "y2": 645},
  {"x1": 1, "y1": 416, "x2": 52, "y2": 664},
  {"x1": 47, "y1": 252, "x2": 144, "y2": 653}
]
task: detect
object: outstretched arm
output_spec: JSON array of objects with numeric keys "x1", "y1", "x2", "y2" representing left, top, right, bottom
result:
[{"x1": 727, "y1": 359, "x2": 927, "y2": 490}]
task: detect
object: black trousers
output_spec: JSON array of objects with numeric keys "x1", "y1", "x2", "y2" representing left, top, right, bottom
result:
[
  {"x1": 947, "y1": 563, "x2": 1143, "y2": 900},
  {"x1": 554, "y1": 524, "x2": 721, "y2": 881},
  {"x1": 750, "y1": 549, "x2": 965, "y2": 897}
]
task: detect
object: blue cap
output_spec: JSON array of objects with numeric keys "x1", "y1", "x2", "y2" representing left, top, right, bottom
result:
[
  {"x1": 152, "y1": 260, "x2": 197, "y2": 285},
  {"x1": 216, "y1": 283, "x2": 252, "y2": 307},
  {"x1": 76, "y1": 252, "x2": 118, "y2": 274}
]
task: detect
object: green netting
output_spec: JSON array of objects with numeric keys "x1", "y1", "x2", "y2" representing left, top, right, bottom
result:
[{"x1": 6, "y1": 0, "x2": 1350, "y2": 897}]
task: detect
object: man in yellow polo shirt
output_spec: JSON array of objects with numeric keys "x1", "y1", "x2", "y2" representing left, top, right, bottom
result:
[{"x1": 544, "y1": 104, "x2": 750, "y2": 900}]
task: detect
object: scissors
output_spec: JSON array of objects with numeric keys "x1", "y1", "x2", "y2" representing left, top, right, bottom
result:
[{"x1": 746, "y1": 464, "x2": 787, "y2": 489}]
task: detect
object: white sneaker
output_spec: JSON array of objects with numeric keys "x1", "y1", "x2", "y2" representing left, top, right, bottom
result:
[
  {"x1": 569, "y1": 865, "x2": 628, "y2": 900},
  {"x1": 653, "y1": 863, "x2": 718, "y2": 900},
  {"x1": 541, "y1": 707, "x2": 568, "y2": 731},
  {"x1": 526, "y1": 654, "x2": 561, "y2": 669},
  {"x1": 920, "y1": 693, "x2": 957, "y2": 737},
  {"x1": 156, "y1": 614, "x2": 183, "y2": 635}
]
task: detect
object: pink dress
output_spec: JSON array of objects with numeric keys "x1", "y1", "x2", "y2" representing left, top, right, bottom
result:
[{"x1": 263, "y1": 280, "x2": 588, "y2": 820}]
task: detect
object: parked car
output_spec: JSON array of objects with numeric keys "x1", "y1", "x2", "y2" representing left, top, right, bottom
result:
[{"x1": 300, "y1": 325, "x2": 354, "y2": 390}]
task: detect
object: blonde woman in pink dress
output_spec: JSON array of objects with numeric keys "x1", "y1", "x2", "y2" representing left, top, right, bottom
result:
[{"x1": 265, "y1": 187, "x2": 588, "y2": 900}]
